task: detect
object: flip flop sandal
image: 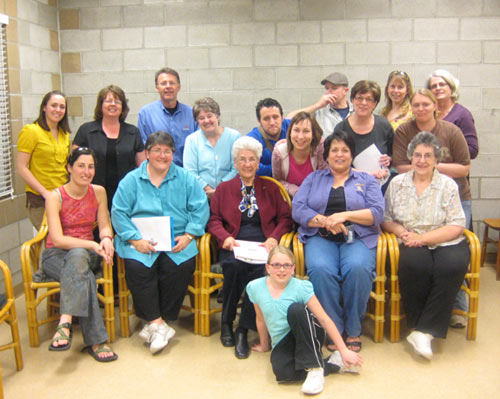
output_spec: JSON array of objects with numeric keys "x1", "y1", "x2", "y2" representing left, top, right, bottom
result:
[
  {"x1": 346, "y1": 340, "x2": 362, "y2": 353},
  {"x1": 49, "y1": 322, "x2": 72, "y2": 352},
  {"x1": 84, "y1": 343, "x2": 118, "y2": 363}
]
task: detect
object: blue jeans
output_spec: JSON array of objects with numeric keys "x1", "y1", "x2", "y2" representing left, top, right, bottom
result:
[
  {"x1": 453, "y1": 200, "x2": 472, "y2": 312},
  {"x1": 304, "y1": 235, "x2": 376, "y2": 337}
]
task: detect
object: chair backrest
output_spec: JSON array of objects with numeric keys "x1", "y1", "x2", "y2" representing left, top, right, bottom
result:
[{"x1": 260, "y1": 176, "x2": 292, "y2": 210}]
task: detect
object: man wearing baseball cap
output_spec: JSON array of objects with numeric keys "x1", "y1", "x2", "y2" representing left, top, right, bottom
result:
[{"x1": 287, "y1": 72, "x2": 353, "y2": 137}]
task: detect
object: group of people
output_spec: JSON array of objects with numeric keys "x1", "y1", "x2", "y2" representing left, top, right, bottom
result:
[{"x1": 16, "y1": 65, "x2": 478, "y2": 394}]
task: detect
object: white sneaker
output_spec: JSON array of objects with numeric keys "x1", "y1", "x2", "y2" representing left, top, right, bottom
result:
[
  {"x1": 149, "y1": 322, "x2": 176, "y2": 354},
  {"x1": 327, "y1": 351, "x2": 360, "y2": 374},
  {"x1": 407, "y1": 331, "x2": 433, "y2": 360},
  {"x1": 449, "y1": 314, "x2": 467, "y2": 329},
  {"x1": 301, "y1": 368, "x2": 324, "y2": 395},
  {"x1": 139, "y1": 323, "x2": 153, "y2": 343}
]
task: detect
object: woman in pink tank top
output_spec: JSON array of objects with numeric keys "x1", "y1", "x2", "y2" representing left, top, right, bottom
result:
[{"x1": 41, "y1": 147, "x2": 117, "y2": 362}]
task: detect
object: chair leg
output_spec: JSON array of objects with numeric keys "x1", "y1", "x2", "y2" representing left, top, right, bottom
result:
[
  {"x1": 496, "y1": 232, "x2": 500, "y2": 281},
  {"x1": 480, "y1": 225, "x2": 488, "y2": 267}
]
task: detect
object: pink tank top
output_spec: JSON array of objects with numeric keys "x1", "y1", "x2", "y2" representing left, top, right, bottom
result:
[
  {"x1": 46, "y1": 185, "x2": 98, "y2": 248},
  {"x1": 288, "y1": 153, "x2": 314, "y2": 187}
]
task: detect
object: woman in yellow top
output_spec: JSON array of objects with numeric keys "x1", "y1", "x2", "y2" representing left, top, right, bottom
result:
[
  {"x1": 381, "y1": 71, "x2": 413, "y2": 131},
  {"x1": 17, "y1": 91, "x2": 71, "y2": 229}
]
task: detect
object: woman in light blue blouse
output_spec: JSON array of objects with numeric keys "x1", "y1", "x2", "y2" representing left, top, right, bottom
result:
[
  {"x1": 183, "y1": 97, "x2": 241, "y2": 200},
  {"x1": 112, "y1": 131, "x2": 209, "y2": 355}
]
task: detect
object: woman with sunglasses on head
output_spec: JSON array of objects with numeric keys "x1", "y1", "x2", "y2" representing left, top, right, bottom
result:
[
  {"x1": 381, "y1": 71, "x2": 414, "y2": 131},
  {"x1": 41, "y1": 147, "x2": 117, "y2": 362},
  {"x1": 426, "y1": 69, "x2": 478, "y2": 160},
  {"x1": 17, "y1": 91, "x2": 71, "y2": 230},
  {"x1": 247, "y1": 246, "x2": 362, "y2": 395}
]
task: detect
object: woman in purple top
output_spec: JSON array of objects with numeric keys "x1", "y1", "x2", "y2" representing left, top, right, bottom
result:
[
  {"x1": 426, "y1": 69, "x2": 478, "y2": 160},
  {"x1": 292, "y1": 130, "x2": 384, "y2": 352}
]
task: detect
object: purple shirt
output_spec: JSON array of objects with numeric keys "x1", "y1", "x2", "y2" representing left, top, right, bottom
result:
[
  {"x1": 292, "y1": 168, "x2": 384, "y2": 249},
  {"x1": 443, "y1": 103, "x2": 478, "y2": 160}
]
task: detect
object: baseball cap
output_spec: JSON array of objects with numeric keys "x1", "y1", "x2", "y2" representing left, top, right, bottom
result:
[{"x1": 321, "y1": 72, "x2": 348, "y2": 86}]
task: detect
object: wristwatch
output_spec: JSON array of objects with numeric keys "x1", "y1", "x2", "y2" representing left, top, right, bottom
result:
[{"x1": 185, "y1": 233, "x2": 194, "y2": 241}]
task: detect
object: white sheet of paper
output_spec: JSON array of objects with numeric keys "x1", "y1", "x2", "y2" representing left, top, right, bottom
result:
[
  {"x1": 132, "y1": 216, "x2": 172, "y2": 252},
  {"x1": 352, "y1": 144, "x2": 389, "y2": 186},
  {"x1": 233, "y1": 240, "x2": 268, "y2": 264}
]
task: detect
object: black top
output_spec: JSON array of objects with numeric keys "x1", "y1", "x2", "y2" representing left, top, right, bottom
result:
[
  {"x1": 105, "y1": 138, "x2": 119, "y2": 209},
  {"x1": 73, "y1": 120, "x2": 144, "y2": 204},
  {"x1": 236, "y1": 187, "x2": 266, "y2": 242},
  {"x1": 335, "y1": 114, "x2": 394, "y2": 158},
  {"x1": 319, "y1": 186, "x2": 347, "y2": 242}
]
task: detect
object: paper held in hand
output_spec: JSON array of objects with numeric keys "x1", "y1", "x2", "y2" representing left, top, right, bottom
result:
[
  {"x1": 233, "y1": 240, "x2": 269, "y2": 264},
  {"x1": 352, "y1": 143, "x2": 389, "y2": 186},
  {"x1": 132, "y1": 216, "x2": 175, "y2": 252}
]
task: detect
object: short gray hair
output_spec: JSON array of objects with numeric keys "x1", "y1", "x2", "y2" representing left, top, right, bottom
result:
[
  {"x1": 145, "y1": 131, "x2": 176, "y2": 152},
  {"x1": 192, "y1": 97, "x2": 220, "y2": 120},
  {"x1": 407, "y1": 131, "x2": 443, "y2": 162},
  {"x1": 426, "y1": 69, "x2": 460, "y2": 101},
  {"x1": 232, "y1": 136, "x2": 263, "y2": 160}
]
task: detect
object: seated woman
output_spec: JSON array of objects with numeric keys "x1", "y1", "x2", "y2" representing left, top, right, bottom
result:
[
  {"x1": 183, "y1": 97, "x2": 241, "y2": 200},
  {"x1": 382, "y1": 131, "x2": 469, "y2": 360},
  {"x1": 292, "y1": 130, "x2": 384, "y2": 352},
  {"x1": 248, "y1": 246, "x2": 362, "y2": 395},
  {"x1": 41, "y1": 147, "x2": 117, "y2": 362},
  {"x1": 112, "y1": 131, "x2": 209, "y2": 354},
  {"x1": 207, "y1": 136, "x2": 293, "y2": 359},
  {"x1": 271, "y1": 111, "x2": 327, "y2": 197},
  {"x1": 381, "y1": 70, "x2": 413, "y2": 130},
  {"x1": 334, "y1": 80, "x2": 394, "y2": 187}
]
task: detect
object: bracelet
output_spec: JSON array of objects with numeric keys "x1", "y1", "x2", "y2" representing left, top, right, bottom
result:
[
  {"x1": 185, "y1": 233, "x2": 194, "y2": 241},
  {"x1": 101, "y1": 235, "x2": 113, "y2": 241}
]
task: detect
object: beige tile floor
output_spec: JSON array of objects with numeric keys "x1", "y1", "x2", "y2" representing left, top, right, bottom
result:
[{"x1": 2, "y1": 261, "x2": 500, "y2": 399}]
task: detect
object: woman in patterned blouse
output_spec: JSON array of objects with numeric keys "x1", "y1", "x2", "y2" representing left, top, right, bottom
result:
[{"x1": 382, "y1": 131, "x2": 469, "y2": 361}]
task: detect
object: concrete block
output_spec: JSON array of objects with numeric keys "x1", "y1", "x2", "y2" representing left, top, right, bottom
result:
[
  {"x1": 277, "y1": 67, "x2": 323, "y2": 89},
  {"x1": 299, "y1": 44, "x2": 344, "y2": 66},
  {"x1": 483, "y1": 0, "x2": 500, "y2": 16},
  {"x1": 345, "y1": 0, "x2": 391, "y2": 18},
  {"x1": 82, "y1": 50, "x2": 123, "y2": 72},
  {"x1": 470, "y1": 155, "x2": 500, "y2": 177},
  {"x1": 61, "y1": 30, "x2": 101, "y2": 52},
  {"x1": 255, "y1": 0, "x2": 298, "y2": 21},
  {"x1": 188, "y1": 69, "x2": 233, "y2": 92},
  {"x1": 167, "y1": 48, "x2": 209, "y2": 70},
  {"x1": 103, "y1": 28, "x2": 143, "y2": 50},
  {"x1": 102, "y1": 0, "x2": 141, "y2": 4},
  {"x1": 188, "y1": 25, "x2": 230, "y2": 47},
  {"x1": 472, "y1": 199, "x2": 500, "y2": 220},
  {"x1": 472, "y1": 110, "x2": 500, "y2": 133},
  {"x1": 21, "y1": 95, "x2": 40, "y2": 119},
  {"x1": 346, "y1": 43, "x2": 390, "y2": 65},
  {"x1": 233, "y1": 68, "x2": 276, "y2": 90},
  {"x1": 322, "y1": 20, "x2": 367, "y2": 42},
  {"x1": 123, "y1": 5, "x2": 165, "y2": 27},
  {"x1": 19, "y1": 218, "x2": 35, "y2": 243},
  {"x1": 17, "y1": 20, "x2": 30, "y2": 46},
  {"x1": 38, "y1": 2, "x2": 58, "y2": 30},
  {"x1": 40, "y1": 50, "x2": 60, "y2": 73},
  {"x1": 164, "y1": 2, "x2": 252, "y2": 25},
  {"x1": 81, "y1": 95, "x2": 98, "y2": 118},
  {"x1": 392, "y1": 0, "x2": 437, "y2": 17},
  {"x1": 210, "y1": 46, "x2": 252, "y2": 68},
  {"x1": 8, "y1": 246, "x2": 22, "y2": 285},
  {"x1": 368, "y1": 19, "x2": 412, "y2": 41},
  {"x1": 251, "y1": 89, "x2": 300, "y2": 119},
  {"x1": 299, "y1": 0, "x2": 344, "y2": 20},
  {"x1": 391, "y1": 42, "x2": 435, "y2": 64},
  {"x1": 414, "y1": 18, "x2": 459, "y2": 41},
  {"x1": 459, "y1": 88, "x2": 481, "y2": 113},
  {"x1": 20, "y1": 70, "x2": 32, "y2": 97},
  {"x1": 63, "y1": 73, "x2": 105, "y2": 96},
  {"x1": 255, "y1": 45, "x2": 297, "y2": 67},
  {"x1": 67, "y1": 96, "x2": 83, "y2": 118},
  {"x1": 438, "y1": 41, "x2": 481, "y2": 64},
  {"x1": 50, "y1": 30, "x2": 59, "y2": 51},
  {"x1": 469, "y1": 177, "x2": 479, "y2": 200},
  {"x1": 59, "y1": 0, "x2": 99, "y2": 7},
  {"x1": 459, "y1": 64, "x2": 500, "y2": 88},
  {"x1": 480, "y1": 178, "x2": 500, "y2": 199},
  {"x1": 461, "y1": 18, "x2": 500, "y2": 40},
  {"x1": 483, "y1": 89, "x2": 500, "y2": 109},
  {"x1": 0, "y1": 223, "x2": 19, "y2": 253},
  {"x1": 414, "y1": 64, "x2": 457, "y2": 89},
  {"x1": 484, "y1": 42, "x2": 500, "y2": 63},
  {"x1": 29, "y1": 23, "x2": 51, "y2": 50},
  {"x1": 124, "y1": 49, "x2": 165, "y2": 71},
  {"x1": 17, "y1": 0, "x2": 38, "y2": 23},
  {"x1": 437, "y1": 0, "x2": 482, "y2": 16},
  {"x1": 59, "y1": 8, "x2": 79, "y2": 30},
  {"x1": 277, "y1": 22, "x2": 320, "y2": 44},
  {"x1": 232, "y1": 23, "x2": 275, "y2": 45},
  {"x1": 212, "y1": 91, "x2": 256, "y2": 114},
  {"x1": 80, "y1": 7, "x2": 121, "y2": 29},
  {"x1": 145, "y1": 26, "x2": 186, "y2": 48},
  {"x1": 8, "y1": 69, "x2": 21, "y2": 94},
  {"x1": 18, "y1": 45, "x2": 41, "y2": 71},
  {"x1": 62, "y1": 52, "x2": 81, "y2": 73},
  {"x1": 101, "y1": 71, "x2": 149, "y2": 95}
]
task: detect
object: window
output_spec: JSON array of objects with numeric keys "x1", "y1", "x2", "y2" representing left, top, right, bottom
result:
[{"x1": 0, "y1": 14, "x2": 12, "y2": 200}]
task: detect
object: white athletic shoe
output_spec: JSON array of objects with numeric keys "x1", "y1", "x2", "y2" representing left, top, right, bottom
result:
[
  {"x1": 327, "y1": 350, "x2": 361, "y2": 374},
  {"x1": 407, "y1": 331, "x2": 433, "y2": 360},
  {"x1": 149, "y1": 322, "x2": 176, "y2": 354},
  {"x1": 139, "y1": 323, "x2": 153, "y2": 343},
  {"x1": 301, "y1": 368, "x2": 324, "y2": 395}
]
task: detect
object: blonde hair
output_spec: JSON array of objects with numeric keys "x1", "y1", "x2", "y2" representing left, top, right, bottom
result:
[
  {"x1": 381, "y1": 70, "x2": 413, "y2": 118},
  {"x1": 267, "y1": 245, "x2": 295, "y2": 265}
]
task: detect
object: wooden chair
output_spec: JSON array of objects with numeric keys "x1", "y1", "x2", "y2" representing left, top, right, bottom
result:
[
  {"x1": 386, "y1": 229, "x2": 480, "y2": 342},
  {"x1": 20, "y1": 214, "x2": 115, "y2": 347},
  {"x1": 0, "y1": 260, "x2": 23, "y2": 399},
  {"x1": 199, "y1": 177, "x2": 294, "y2": 336},
  {"x1": 291, "y1": 231, "x2": 388, "y2": 343},
  {"x1": 480, "y1": 218, "x2": 500, "y2": 280},
  {"x1": 117, "y1": 239, "x2": 202, "y2": 337}
]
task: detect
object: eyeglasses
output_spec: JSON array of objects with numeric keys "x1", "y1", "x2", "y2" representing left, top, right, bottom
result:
[
  {"x1": 103, "y1": 99, "x2": 122, "y2": 105},
  {"x1": 150, "y1": 148, "x2": 173, "y2": 156},
  {"x1": 429, "y1": 82, "x2": 448, "y2": 90},
  {"x1": 237, "y1": 157, "x2": 258, "y2": 164},
  {"x1": 412, "y1": 152, "x2": 435, "y2": 160},
  {"x1": 353, "y1": 96, "x2": 376, "y2": 104},
  {"x1": 269, "y1": 262, "x2": 294, "y2": 270}
]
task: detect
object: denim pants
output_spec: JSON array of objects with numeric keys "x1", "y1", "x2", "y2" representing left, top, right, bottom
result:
[
  {"x1": 304, "y1": 235, "x2": 376, "y2": 337},
  {"x1": 42, "y1": 247, "x2": 108, "y2": 346},
  {"x1": 453, "y1": 200, "x2": 472, "y2": 312}
]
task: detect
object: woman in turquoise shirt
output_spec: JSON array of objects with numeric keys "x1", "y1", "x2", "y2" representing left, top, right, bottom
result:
[
  {"x1": 183, "y1": 97, "x2": 241, "y2": 200},
  {"x1": 112, "y1": 131, "x2": 209, "y2": 355}
]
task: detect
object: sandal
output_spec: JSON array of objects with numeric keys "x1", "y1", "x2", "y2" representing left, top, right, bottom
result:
[
  {"x1": 49, "y1": 322, "x2": 72, "y2": 352},
  {"x1": 346, "y1": 340, "x2": 362, "y2": 353},
  {"x1": 84, "y1": 343, "x2": 118, "y2": 363}
]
